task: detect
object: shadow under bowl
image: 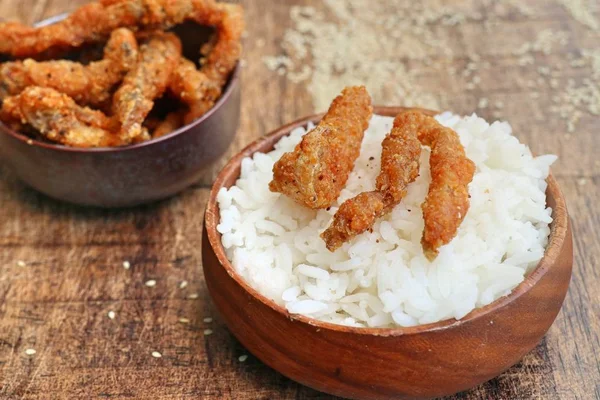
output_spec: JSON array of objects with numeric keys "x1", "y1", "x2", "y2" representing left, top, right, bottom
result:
[
  {"x1": 202, "y1": 107, "x2": 573, "y2": 400},
  {"x1": 0, "y1": 15, "x2": 241, "y2": 208}
]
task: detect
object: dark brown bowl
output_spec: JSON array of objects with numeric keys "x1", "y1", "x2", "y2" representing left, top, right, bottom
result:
[
  {"x1": 0, "y1": 14, "x2": 240, "y2": 208},
  {"x1": 203, "y1": 107, "x2": 573, "y2": 400}
]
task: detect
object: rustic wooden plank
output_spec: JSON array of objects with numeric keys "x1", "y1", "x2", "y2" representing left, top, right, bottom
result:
[{"x1": 0, "y1": 0, "x2": 598, "y2": 399}]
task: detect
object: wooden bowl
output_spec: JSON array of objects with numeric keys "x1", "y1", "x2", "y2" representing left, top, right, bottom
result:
[
  {"x1": 202, "y1": 107, "x2": 573, "y2": 400},
  {"x1": 0, "y1": 15, "x2": 240, "y2": 208}
]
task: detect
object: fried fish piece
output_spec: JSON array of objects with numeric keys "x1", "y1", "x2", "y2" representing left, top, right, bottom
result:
[
  {"x1": 414, "y1": 112, "x2": 476, "y2": 260},
  {"x1": 0, "y1": 28, "x2": 138, "y2": 107},
  {"x1": 152, "y1": 111, "x2": 185, "y2": 138},
  {"x1": 269, "y1": 86, "x2": 373, "y2": 209},
  {"x1": 1, "y1": 86, "x2": 121, "y2": 147},
  {"x1": 168, "y1": 3, "x2": 245, "y2": 124},
  {"x1": 0, "y1": 0, "x2": 227, "y2": 58},
  {"x1": 321, "y1": 113, "x2": 421, "y2": 251},
  {"x1": 112, "y1": 31, "x2": 182, "y2": 145},
  {"x1": 321, "y1": 111, "x2": 475, "y2": 260}
]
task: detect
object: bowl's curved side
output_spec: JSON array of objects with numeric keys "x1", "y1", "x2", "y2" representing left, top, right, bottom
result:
[
  {"x1": 203, "y1": 217, "x2": 571, "y2": 400},
  {"x1": 202, "y1": 107, "x2": 573, "y2": 400}
]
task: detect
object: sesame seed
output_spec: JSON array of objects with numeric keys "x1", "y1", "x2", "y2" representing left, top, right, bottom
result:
[
  {"x1": 179, "y1": 281, "x2": 188, "y2": 289},
  {"x1": 178, "y1": 317, "x2": 190, "y2": 324},
  {"x1": 238, "y1": 355, "x2": 248, "y2": 362},
  {"x1": 188, "y1": 293, "x2": 199, "y2": 299},
  {"x1": 16, "y1": 260, "x2": 26, "y2": 267},
  {"x1": 151, "y1": 351, "x2": 162, "y2": 358},
  {"x1": 122, "y1": 261, "x2": 131, "y2": 270},
  {"x1": 577, "y1": 178, "x2": 587, "y2": 186},
  {"x1": 108, "y1": 311, "x2": 116, "y2": 320},
  {"x1": 145, "y1": 280, "x2": 156, "y2": 287},
  {"x1": 204, "y1": 329, "x2": 213, "y2": 336},
  {"x1": 25, "y1": 349, "x2": 36, "y2": 355},
  {"x1": 203, "y1": 317, "x2": 213, "y2": 323}
]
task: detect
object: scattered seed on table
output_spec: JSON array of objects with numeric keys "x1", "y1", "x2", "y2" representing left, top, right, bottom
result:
[
  {"x1": 145, "y1": 280, "x2": 157, "y2": 287},
  {"x1": 25, "y1": 349, "x2": 36, "y2": 356},
  {"x1": 151, "y1": 351, "x2": 162, "y2": 358},
  {"x1": 238, "y1": 355, "x2": 248, "y2": 362},
  {"x1": 577, "y1": 178, "x2": 587, "y2": 186},
  {"x1": 123, "y1": 261, "x2": 131, "y2": 270},
  {"x1": 179, "y1": 281, "x2": 188, "y2": 289},
  {"x1": 203, "y1": 317, "x2": 213, "y2": 323},
  {"x1": 16, "y1": 260, "x2": 26, "y2": 267},
  {"x1": 178, "y1": 318, "x2": 190, "y2": 324},
  {"x1": 188, "y1": 293, "x2": 199, "y2": 299},
  {"x1": 108, "y1": 311, "x2": 116, "y2": 320},
  {"x1": 204, "y1": 329, "x2": 213, "y2": 336}
]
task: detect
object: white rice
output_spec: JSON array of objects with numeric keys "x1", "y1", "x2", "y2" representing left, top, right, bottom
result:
[{"x1": 216, "y1": 113, "x2": 556, "y2": 327}]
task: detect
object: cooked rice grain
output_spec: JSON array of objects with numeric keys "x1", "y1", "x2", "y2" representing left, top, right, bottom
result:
[{"x1": 217, "y1": 113, "x2": 556, "y2": 327}]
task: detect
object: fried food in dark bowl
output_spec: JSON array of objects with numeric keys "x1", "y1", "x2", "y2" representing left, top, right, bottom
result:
[{"x1": 0, "y1": 2, "x2": 243, "y2": 207}]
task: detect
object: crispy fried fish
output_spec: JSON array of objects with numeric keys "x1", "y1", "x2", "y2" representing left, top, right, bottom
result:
[
  {"x1": 1, "y1": 86, "x2": 121, "y2": 147},
  {"x1": 321, "y1": 111, "x2": 475, "y2": 261},
  {"x1": 112, "y1": 31, "x2": 182, "y2": 144},
  {"x1": 269, "y1": 86, "x2": 373, "y2": 209},
  {"x1": 0, "y1": 0, "x2": 227, "y2": 58},
  {"x1": 152, "y1": 111, "x2": 185, "y2": 138},
  {"x1": 321, "y1": 112, "x2": 421, "y2": 251},
  {"x1": 413, "y1": 112, "x2": 475, "y2": 260},
  {"x1": 168, "y1": 3, "x2": 244, "y2": 124},
  {"x1": 0, "y1": 28, "x2": 138, "y2": 107}
]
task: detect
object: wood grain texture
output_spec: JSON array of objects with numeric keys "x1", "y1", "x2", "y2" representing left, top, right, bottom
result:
[{"x1": 0, "y1": 1, "x2": 598, "y2": 399}]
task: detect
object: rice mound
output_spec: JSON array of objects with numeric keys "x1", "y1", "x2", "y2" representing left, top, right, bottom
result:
[{"x1": 216, "y1": 113, "x2": 556, "y2": 327}]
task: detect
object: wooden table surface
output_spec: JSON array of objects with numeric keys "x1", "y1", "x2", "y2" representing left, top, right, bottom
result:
[{"x1": 0, "y1": 1, "x2": 598, "y2": 399}]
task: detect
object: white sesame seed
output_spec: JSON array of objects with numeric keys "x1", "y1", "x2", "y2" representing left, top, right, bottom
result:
[
  {"x1": 188, "y1": 293, "x2": 199, "y2": 299},
  {"x1": 238, "y1": 355, "x2": 248, "y2": 362},
  {"x1": 26, "y1": 139, "x2": 33, "y2": 145},
  {"x1": 204, "y1": 329, "x2": 213, "y2": 336},
  {"x1": 108, "y1": 311, "x2": 116, "y2": 320},
  {"x1": 145, "y1": 280, "x2": 156, "y2": 287},
  {"x1": 577, "y1": 178, "x2": 587, "y2": 186},
  {"x1": 123, "y1": 261, "x2": 131, "y2": 270},
  {"x1": 151, "y1": 351, "x2": 162, "y2": 358},
  {"x1": 16, "y1": 260, "x2": 26, "y2": 267},
  {"x1": 203, "y1": 317, "x2": 213, "y2": 323},
  {"x1": 25, "y1": 349, "x2": 36, "y2": 355},
  {"x1": 178, "y1": 318, "x2": 190, "y2": 324},
  {"x1": 179, "y1": 281, "x2": 188, "y2": 289}
]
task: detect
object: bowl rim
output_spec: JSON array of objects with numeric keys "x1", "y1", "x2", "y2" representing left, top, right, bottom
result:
[
  {"x1": 0, "y1": 13, "x2": 240, "y2": 154},
  {"x1": 205, "y1": 106, "x2": 569, "y2": 337}
]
